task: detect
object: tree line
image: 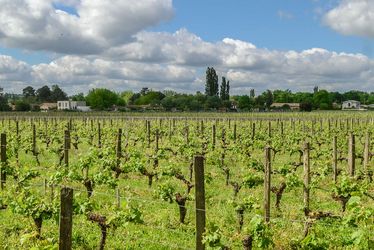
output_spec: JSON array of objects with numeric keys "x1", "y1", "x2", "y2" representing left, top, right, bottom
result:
[{"x1": 1, "y1": 67, "x2": 374, "y2": 111}]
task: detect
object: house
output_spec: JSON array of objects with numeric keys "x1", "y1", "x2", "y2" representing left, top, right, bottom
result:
[
  {"x1": 40, "y1": 103, "x2": 57, "y2": 111},
  {"x1": 57, "y1": 100, "x2": 88, "y2": 111},
  {"x1": 342, "y1": 100, "x2": 361, "y2": 110},
  {"x1": 271, "y1": 103, "x2": 300, "y2": 111}
]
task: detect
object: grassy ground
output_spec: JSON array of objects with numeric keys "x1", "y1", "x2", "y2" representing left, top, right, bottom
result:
[{"x1": 0, "y1": 113, "x2": 373, "y2": 249}]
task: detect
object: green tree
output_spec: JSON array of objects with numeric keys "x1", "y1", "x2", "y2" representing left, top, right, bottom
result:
[
  {"x1": 86, "y1": 88, "x2": 123, "y2": 110},
  {"x1": 219, "y1": 77, "x2": 230, "y2": 101},
  {"x1": 260, "y1": 90, "x2": 273, "y2": 109},
  {"x1": 15, "y1": 100, "x2": 31, "y2": 111},
  {"x1": 22, "y1": 86, "x2": 35, "y2": 98},
  {"x1": 250, "y1": 89, "x2": 255, "y2": 99},
  {"x1": 36, "y1": 86, "x2": 52, "y2": 102},
  {"x1": 120, "y1": 91, "x2": 133, "y2": 105},
  {"x1": 313, "y1": 90, "x2": 332, "y2": 109},
  {"x1": 50, "y1": 85, "x2": 68, "y2": 102},
  {"x1": 273, "y1": 89, "x2": 293, "y2": 103},
  {"x1": 204, "y1": 96, "x2": 221, "y2": 110},
  {"x1": 71, "y1": 93, "x2": 86, "y2": 101},
  {"x1": 134, "y1": 91, "x2": 165, "y2": 106},
  {"x1": 237, "y1": 95, "x2": 254, "y2": 111},
  {"x1": 0, "y1": 96, "x2": 11, "y2": 111},
  {"x1": 205, "y1": 67, "x2": 219, "y2": 96}
]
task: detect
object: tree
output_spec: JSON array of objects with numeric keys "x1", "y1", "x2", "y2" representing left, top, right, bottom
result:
[
  {"x1": 140, "y1": 87, "x2": 150, "y2": 96},
  {"x1": 237, "y1": 95, "x2": 254, "y2": 111},
  {"x1": 313, "y1": 90, "x2": 332, "y2": 110},
  {"x1": 86, "y1": 88, "x2": 122, "y2": 110},
  {"x1": 273, "y1": 89, "x2": 293, "y2": 103},
  {"x1": 36, "y1": 86, "x2": 52, "y2": 102},
  {"x1": 134, "y1": 91, "x2": 165, "y2": 105},
  {"x1": 220, "y1": 77, "x2": 230, "y2": 101},
  {"x1": 250, "y1": 89, "x2": 255, "y2": 99},
  {"x1": 262, "y1": 90, "x2": 273, "y2": 109},
  {"x1": 204, "y1": 96, "x2": 221, "y2": 110},
  {"x1": 0, "y1": 96, "x2": 10, "y2": 111},
  {"x1": 205, "y1": 67, "x2": 219, "y2": 96},
  {"x1": 15, "y1": 100, "x2": 31, "y2": 111},
  {"x1": 22, "y1": 86, "x2": 35, "y2": 98},
  {"x1": 120, "y1": 91, "x2": 133, "y2": 106},
  {"x1": 71, "y1": 93, "x2": 86, "y2": 101},
  {"x1": 313, "y1": 86, "x2": 319, "y2": 94},
  {"x1": 300, "y1": 102, "x2": 313, "y2": 112},
  {"x1": 50, "y1": 85, "x2": 68, "y2": 102}
]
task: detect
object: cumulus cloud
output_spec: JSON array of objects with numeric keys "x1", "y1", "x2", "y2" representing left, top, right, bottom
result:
[
  {"x1": 0, "y1": 0, "x2": 373, "y2": 95},
  {"x1": 0, "y1": 0, "x2": 173, "y2": 54},
  {"x1": 324, "y1": 0, "x2": 374, "y2": 38},
  {"x1": 2, "y1": 29, "x2": 373, "y2": 95}
]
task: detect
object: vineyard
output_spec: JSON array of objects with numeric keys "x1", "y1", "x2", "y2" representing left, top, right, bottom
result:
[{"x1": 0, "y1": 113, "x2": 373, "y2": 249}]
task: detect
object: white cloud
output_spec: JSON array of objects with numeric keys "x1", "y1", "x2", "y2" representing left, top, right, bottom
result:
[
  {"x1": 324, "y1": 0, "x2": 374, "y2": 38},
  {"x1": 1, "y1": 31, "x2": 372, "y2": 95},
  {"x1": 0, "y1": 0, "x2": 373, "y2": 95},
  {"x1": 0, "y1": 0, "x2": 173, "y2": 54}
]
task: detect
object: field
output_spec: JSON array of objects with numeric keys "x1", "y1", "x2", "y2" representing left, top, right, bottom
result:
[{"x1": 0, "y1": 112, "x2": 373, "y2": 249}]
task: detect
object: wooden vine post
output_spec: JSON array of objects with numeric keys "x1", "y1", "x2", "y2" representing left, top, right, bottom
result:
[
  {"x1": 348, "y1": 132, "x2": 355, "y2": 177},
  {"x1": 264, "y1": 146, "x2": 271, "y2": 223},
  {"x1": 32, "y1": 123, "x2": 37, "y2": 155},
  {"x1": 303, "y1": 142, "x2": 310, "y2": 214},
  {"x1": 98, "y1": 123, "x2": 102, "y2": 148},
  {"x1": 251, "y1": 122, "x2": 256, "y2": 141},
  {"x1": 233, "y1": 123, "x2": 237, "y2": 142},
  {"x1": 332, "y1": 136, "x2": 338, "y2": 183},
  {"x1": 212, "y1": 124, "x2": 216, "y2": 150},
  {"x1": 194, "y1": 155, "x2": 206, "y2": 250},
  {"x1": 59, "y1": 187, "x2": 73, "y2": 250},
  {"x1": 117, "y1": 128, "x2": 122, "y2": 163},
  {"x1": 363, "y1": 132, "x2": 370, "y2": 181},
  {"x1": 0, "y1": 134, "x2": 6, "y2": 189},
  {"x1": 147, "y1": 120, "x2": 151, "y2": 148},
  {"x1": 64, "y1": 130, "x2": 70, "y2": 167}
]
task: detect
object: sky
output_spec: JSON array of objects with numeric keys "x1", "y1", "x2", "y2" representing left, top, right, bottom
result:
[{"x1": 0, "y1": 0, "x2": 374, "y2": 95}]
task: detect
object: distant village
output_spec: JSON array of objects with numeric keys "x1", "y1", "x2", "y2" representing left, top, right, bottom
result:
[{"x1": 0, "y1": 82, "x2": 374, "y2": 112}]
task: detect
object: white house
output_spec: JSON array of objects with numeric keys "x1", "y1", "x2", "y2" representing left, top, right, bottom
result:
[
  {"x1": 57, "y1": 100, "x2": 88, "y2": 110},
  {"x1": 342, "y1": 100, "x2": 361, "y2": 110}
]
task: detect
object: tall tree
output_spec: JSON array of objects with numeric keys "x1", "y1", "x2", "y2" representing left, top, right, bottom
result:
[
  {"x1": 205, "y1": 67, "x2": 218, "y2": 96},
  {"x1": 36, "y1": 86, "x2": 52, "y2": 102},
  {"x1": 250, "y1": 89, "x2": 255, "y2": 99},
  {"x1": 50, "y1": 85, "x2": 68, "y2": 101},
  {"x1": 263, "y1": 90, "x2": 273, "y2": 109},
  {"x1": 226, "y1": 80, "x2": 230, "y2": 100},
  {"x1": 22, "y1": 86, "x2": 35, "y2": 98},
  {"x1": 220, "y1": 77, "x2": 227, "y2": 100}
]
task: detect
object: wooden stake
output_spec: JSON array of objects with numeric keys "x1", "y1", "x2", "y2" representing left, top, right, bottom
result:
[
  {"x1": 332, "y1": 136, "x2": 338, "y2": 183},
  {"x1": 59, "y1": 187, "x2": 73, "y2": 250},
  {"x1": 64, "y1": 130, "x2": 70, "y2": 167},
  {"x1": 194, "y1": 155, "x2": 206, "y2": 250},
  {"x1": 348, "y1": 133, "x2": 355, "y2": 177},
  {"x1": 0, "y1": 134, "x2": 6, "y2": 189},
  {"x1": 264, "y1": 146, "x2": 271, "y2": 223},
  {"x1": 363, "y1": 132, "x2": 371, "y2": 182},
  {"x1": 303, "y1": 142, "x2": 310, "y2": 214}
]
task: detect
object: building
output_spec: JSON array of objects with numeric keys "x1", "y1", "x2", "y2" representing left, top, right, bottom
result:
[
  {"x1": 271, "y1": 103, "x2": 300, "y2": 111},
  {"x1": 40, "y1": 103, "x2": 57, "y2": 111},
  {"x1": 57, "y1": 100, "x2": 88, "y2": 110},
  {"x1": 342, "y1": 100, "x2": 361, "y2": 110}
]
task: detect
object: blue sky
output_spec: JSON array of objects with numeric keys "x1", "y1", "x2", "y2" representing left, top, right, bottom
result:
[
  {"x1": 0, "y1": 0, "x2": 373, "y2": 94},
  {"x1": 156, "y1": 0, "x2": 372, "y2": 57}
]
